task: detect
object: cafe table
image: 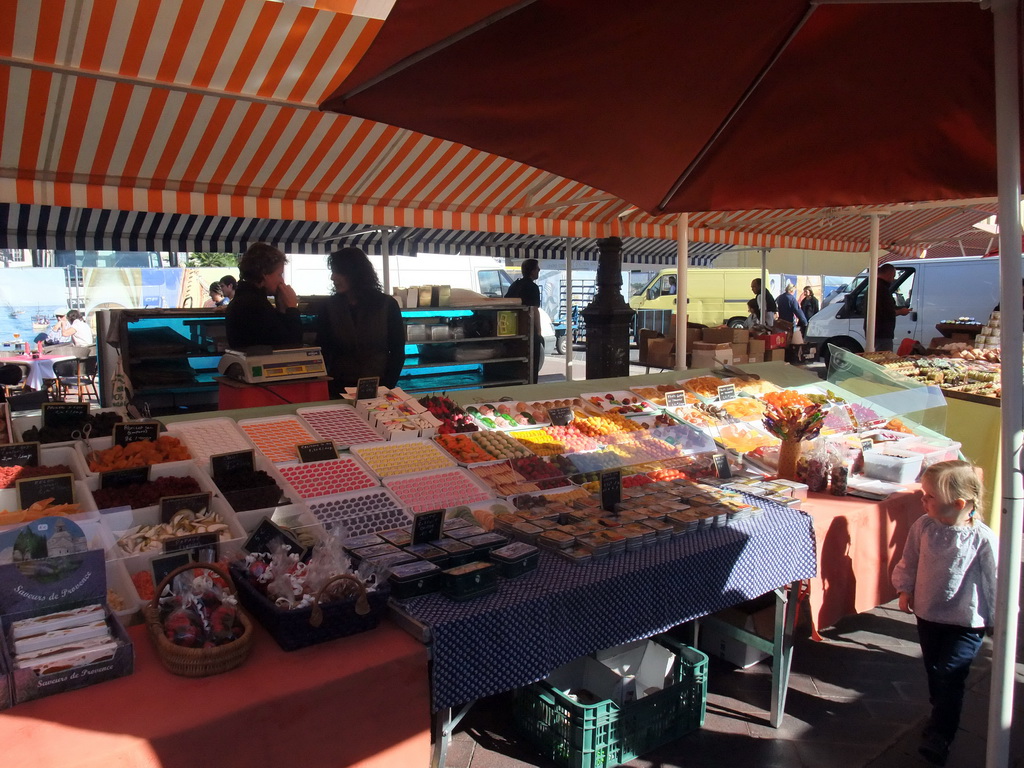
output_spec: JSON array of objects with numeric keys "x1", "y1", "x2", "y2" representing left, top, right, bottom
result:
[{"x1": 0, "y1": 352, "x2": 75, "y2": 391}]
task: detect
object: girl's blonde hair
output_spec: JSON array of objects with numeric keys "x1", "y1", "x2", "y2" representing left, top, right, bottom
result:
[{"x1": 922, "y1": 460, "x2": 985, "y2": 521}]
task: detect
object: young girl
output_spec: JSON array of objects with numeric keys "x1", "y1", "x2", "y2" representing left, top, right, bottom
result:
[{"x1": 891, "y1": 460, "x2": 998, "y2": 766}]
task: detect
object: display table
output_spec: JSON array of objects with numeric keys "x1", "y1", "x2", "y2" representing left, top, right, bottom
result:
[
  {"x1": 0, "y1": 353, "x2": 74, "y2": 390},
  {"x1": 0, "y1": 619, "x2": 431, "y2": 768},
  {"x1": 803, "y1": 488, "x2": 925, "y2": 637}
]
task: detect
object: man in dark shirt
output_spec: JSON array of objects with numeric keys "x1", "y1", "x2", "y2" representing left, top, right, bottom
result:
[
  {"x1": 868, "y1": 263, "x2": 911, "y2": 352},
  {"x1": 225, "y1": 243, "x2": 303, "y2": 349},
  {"x1": 750, "y1": 278, "x2": 777, "y2": 325},
  {"x1": 505, "y1": 258, "x2": 543, "y2": 382}
]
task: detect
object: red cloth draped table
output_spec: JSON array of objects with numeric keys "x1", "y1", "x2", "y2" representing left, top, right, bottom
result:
[
  {"x1": 0, "y1": 619, "x2": 431, "y2": 768},
  {"x1": 803, "y1": 488, "x2": 925, "y2": 637},
  {"x1": 0, "y1": 353, "x2": 75, "y2": 390}
]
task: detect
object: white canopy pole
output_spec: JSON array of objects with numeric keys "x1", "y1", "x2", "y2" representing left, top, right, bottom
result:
[
  {"x1": 988, "y1": 2, "x2": 1022, "y2": 766},
  {"x1": 675, "y1": 213, "x2": 688, "y2": 371},
  {"x1": 380, "y1": 227, "x2": 392, "y2": 294},
  {"x1": 564, "y1": 237, "x2": 574, "y2": 381},
  {"x1": 865, "y1": 214, "x2": 880, "y2": 353},
  {"x1": 760, "y1": 248, "x2": 768, "y2": 325}
]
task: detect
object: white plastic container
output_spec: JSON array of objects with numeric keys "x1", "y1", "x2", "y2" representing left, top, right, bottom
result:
[
  {"x1": 862, "y1": 449, "x2": 925, "y2": 484},
  {"x1": 895, "y1": 437, "x2": 962, "y2": 470}
]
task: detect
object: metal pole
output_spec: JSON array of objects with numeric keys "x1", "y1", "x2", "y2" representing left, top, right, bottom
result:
[
  {"x1": 865, "y1": 214, "x2": 880, "y2": 353},
  {"x1": 564, "y1": 238, "x2": 574, "y2": 381},
  {"x1": 760, "y1": 248, "x2": 768, "y2": 325},
  {"x1": 988, "y1": 2, "x2": 1022, "y2": 766},
  {"x1": 380, "y1": 228, "x2": 392, "y2": 294},
  {"x1": 675, "y1": 213, "x2": 689, "y2": 371}
]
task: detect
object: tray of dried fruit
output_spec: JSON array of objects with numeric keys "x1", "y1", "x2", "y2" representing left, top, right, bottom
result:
[
  {"x1": 433, "y1": 431, "x2": 534, "y2": 465},
  {"x1": 629, "y1": 384, "x2": 697, "y2": 407},
  {"x1": 721, "y1": 377, "x2": 782, "y2": 397},
  {"x1": 678, "y1": 375, "x2": 731, "y2": 402},
  {"x1": 469, "y1": 456, "x2": 573, "y2": 497},
  {"x1": 580, "y1": 390, "x2": 658, "y2": 416},
  {"x1": 509, "y1": 425, "x2": 602, "y2": 457}
]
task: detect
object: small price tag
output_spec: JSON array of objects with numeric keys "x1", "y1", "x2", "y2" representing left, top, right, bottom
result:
[
  {"x1": 211, "y1": 449, "x2": 255, "y2": 479},
  {"x1": 296, "y1": 440, "x2": 339, "y2": 463},
  {"x1": 411, "y1": 508, "x2": 445, "y2": 545},
  {"x1": 163, "y1": 532, "x2": 220, "y2": 562},
  {"x1": 600, "y1": 470, "x2": 621, "y2": 512},
  {"x1": 112, "y1": 420, "x2": 161, "y2": 447},
  {"x1": 547, "y1": 406, "x2": 574, "y2": 426},
  {"x1": 0, "y1": 442, "x2": 40, "y2": 468},
  {"x1": 664, "y1": 390, "x2": 688, "y2": 408},
  {"x1": 160, "y1": 492, "x2": 213, "y2": 524},
  {"x1": 356, "y1": 376, "x2": 380, "y2": 401},
  {"x1": 100, "y1": 465, "x2": 151, "y2": 489},
  {"x1": 16, "y1": 473, "x2": 75, "y2": 509},
  {"x1": 151, "y1": 551, "x2": 193, "y2": 587},
  {"x1": 717, "y1": 384, "x2": 736, "y2": 401},
  {"x1": 243, "y1": 517, "x2": 305, "y2": 558},
  {"x1": 41, "y1": 402, "x2": 90, "y2": 429},
  {"x1": 713, "y1": 454, "x2": 733, "y2": 479},
  {"x1": 860, "y1": 438, "x2": 874, "y2": 452}
]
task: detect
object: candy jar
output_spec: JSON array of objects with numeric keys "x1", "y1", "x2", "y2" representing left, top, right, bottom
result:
[
  {"x1": 829, "y1": 463, "x2": 849, "y2": 496},
  {"x1": 805, "y1": 453, "x2": 830, "y2": 494}
]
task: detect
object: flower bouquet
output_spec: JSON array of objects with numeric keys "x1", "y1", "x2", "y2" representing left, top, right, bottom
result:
[{"x1": 761, "y1": 391, "x2": 826, "y2": 479}]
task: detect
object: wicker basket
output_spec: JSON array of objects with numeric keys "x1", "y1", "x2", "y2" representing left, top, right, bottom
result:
[
  {"x1": 229, "y1": 563, "x2": 389, "y2": 652},
  {"x1": 142, "y1": 561, "x2": 254, "y2": 677}
]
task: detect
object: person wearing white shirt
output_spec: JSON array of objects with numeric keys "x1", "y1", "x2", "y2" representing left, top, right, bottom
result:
[{"x1": 58, "y1": 310, "x2": 94, "y2": 347}]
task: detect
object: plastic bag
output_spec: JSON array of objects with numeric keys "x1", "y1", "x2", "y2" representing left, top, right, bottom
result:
[
  {"x1": 109, "y1": 357, "x2": 132, "y2": 408},
  {"x1": 159, "y1": 567, "x2": 242, "y2": 647}
]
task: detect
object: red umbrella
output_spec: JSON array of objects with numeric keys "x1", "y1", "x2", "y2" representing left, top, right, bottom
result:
[{"x1": 322, "y1": 0, "x2": 1010, "y2": 215}]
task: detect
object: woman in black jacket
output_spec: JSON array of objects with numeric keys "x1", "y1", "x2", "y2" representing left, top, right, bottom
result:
[
  {"x1": 316, "y1": 247, "x2": 406, "y2": 397},
  {"x1": 800, "y1": 286, "x2": 820, "y2": 320}
]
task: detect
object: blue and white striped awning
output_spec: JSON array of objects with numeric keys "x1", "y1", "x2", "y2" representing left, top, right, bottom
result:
[{"x1": 0, "y1": 204, "x2": 729, "y2": 266}]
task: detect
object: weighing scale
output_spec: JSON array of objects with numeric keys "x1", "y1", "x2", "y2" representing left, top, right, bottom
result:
[{"x1": 218, "y1": 347, "x2": 326, "y2": 384}]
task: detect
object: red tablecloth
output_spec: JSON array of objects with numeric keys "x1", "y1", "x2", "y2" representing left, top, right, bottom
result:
[
  {"x1": 804, "y1": 488, "x2": 925, "y2": 637},
  {"x1": 0, "y1": 353, "x2": 75, "y2": 390},
  {"x1": 0, "y1": 619, "x2": 431, "y2": 768}
]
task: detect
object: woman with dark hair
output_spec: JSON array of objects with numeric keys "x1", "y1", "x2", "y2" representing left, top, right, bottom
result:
[
  {"x1": 800, "y1": 286, "x2": 820, "y2": 319},
  {"x1": 316, "y1": 247, "x2": 406, "y2": 397},
  {"x1": 225, "y1": 243, "x2": 302, "y2": 349},
  {"x1": 204, "y1": 282, "x2": 227, "y2": 308}
]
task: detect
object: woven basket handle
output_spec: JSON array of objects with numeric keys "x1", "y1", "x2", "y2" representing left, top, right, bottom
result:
[
  {"x1": 309, "y1": 574, "x2": 369, "y2": 628},
  {"x1": 151, "y1": 561, "x2": 235, "y2": 612}
]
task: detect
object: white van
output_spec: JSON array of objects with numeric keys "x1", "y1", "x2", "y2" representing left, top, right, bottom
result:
[{"x1": 806, "y1": 256, "x2": 1006, "y2": 361}]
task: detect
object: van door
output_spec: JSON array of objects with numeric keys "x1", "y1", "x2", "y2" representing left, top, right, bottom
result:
[
  {"x1": 634, "y1": 272, "x2": 678, "y2": 311},
  {"x1": 835, "y1": 266, "x2": 919, "y2": 348}
]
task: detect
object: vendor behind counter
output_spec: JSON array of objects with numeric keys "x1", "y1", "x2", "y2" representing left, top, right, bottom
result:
[{"x1": 225, "y1": 243, "x2": 303, "y2": 350}]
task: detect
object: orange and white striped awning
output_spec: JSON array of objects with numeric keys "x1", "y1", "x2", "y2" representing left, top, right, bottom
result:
[{"x1": 0, "y1": 0, "x2": 1002, "y2": 255}]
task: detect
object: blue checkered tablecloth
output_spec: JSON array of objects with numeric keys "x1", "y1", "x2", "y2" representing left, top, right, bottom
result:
[{"x1": 397, "y1": 501, "x2": 818, "y2": 711}]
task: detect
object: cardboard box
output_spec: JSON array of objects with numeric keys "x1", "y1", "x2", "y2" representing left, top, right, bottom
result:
[
  {"x1": 764, "y1": 348, "x2": 786, "y2": 362},
  {"x1": 699, "y1": 603, "x2": 774, "y2": 669},
  {"x1": 730, "y1": 342, "x2": 748, "y2": 360},
  {"x1": 647, "y1": 338, "x2": 676, "y2": 368},
  {"x1": 703, "y1": 327, "x2": 749, "y2": 344},
  {"x1": 686, "y1": 327, "x2": 703, "y2": 344},
  {"x1": 638, "y1": 329, "x2": 664, "y2": 363},
  {"x1": 755, "y1": 332, "x2": 788, "y2": 350},
  {"x1": 692, "y1": 349, "x2": 733, "y2": 369},
  {"x1": 691, "y1": 342, "x2": 731, "y2": 352},
  {"x1": 747, "y1": 339, "x2": 766, "y2": 357}
]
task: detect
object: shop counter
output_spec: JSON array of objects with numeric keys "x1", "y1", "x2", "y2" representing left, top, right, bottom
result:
[{"x1": 0, "y1": 619, "x2": 431, "y2": 768}]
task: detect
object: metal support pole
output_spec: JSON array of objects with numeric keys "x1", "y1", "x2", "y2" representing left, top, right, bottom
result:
[
  {"x1": 988, "y1": 2, "x2": 1022, "y2": 766},
  {"x1": 565, "y1": 238, "x2": 574, "y2": 380},
  {"x1": 675, "y1": 213, "x2": 689, "y2": 371},
  {"x1": 380, "y1": 228, "x2": 392, "y2": 295},
  {"x1": 760, "y1": 249, "x2": 768, "y2": 325},
  {"x1": 865, "y1": 215, "x2": 880, "y2": 353}
]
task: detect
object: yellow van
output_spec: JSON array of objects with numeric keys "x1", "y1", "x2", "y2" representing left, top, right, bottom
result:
[{"x1": 629, "y1": 268, "x2": 763, "y2": 326}]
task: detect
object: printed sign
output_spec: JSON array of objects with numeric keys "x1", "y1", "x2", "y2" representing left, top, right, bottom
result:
[
  {"x1": 665, "y1": 390, "x2": 688, "y2": 408},
  {"x1": 860, "y1": 438, "x2": 874, "y2": 452},
  {"x1": 0, "y1": 442, "x2": 40, "y2": 468},
  {"x1": 547, "y1": 407, "x2": 574, "y2": 427},
  {"x1": 600, "y1": 470, "x2": 621, "y2": 513},
  {"x1": 16, "y1": 473, "x2": 75, "y2": 509},
  {"x1": 297, "y1": 440, "x2": 339, "y2": 463},
  {"x1": 356, "y1": 377, "x2": 380, "y2": 401},
  {"x1": 112, "y1": 420, "x2": 161, "y2": 447},
  {"x1": 41, "y1": 402, "x2": 90, "y2": 429},
  {"x1": 717, "y1": 384, "x2": 736, "y2": 402},
  {"x1": 159, "y1": 492, "x2": 213, "y2": 524},
  {"x1": 211, "y1": 449, "x2": 256, "y2": 478},
  {"x1": 163, "y1": 532, "x2": 220, "y2": 563},
  {"x1": 712, "y1": 454, "x2": 733, "y2": 479},
  {"x1": 242, "y1": 517, "x2": 305, "y2": 558},
  {"x1": 411, "y1": 508, "x2": 445, "y2": 545},
  {"x1": 100, "y1": 465, "x2": 151, "y2": 489}
]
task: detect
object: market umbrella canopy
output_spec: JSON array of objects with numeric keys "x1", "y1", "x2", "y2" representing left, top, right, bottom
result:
[{"x1": 324, "y1": 0, "x2": 1011, "y2": 215}]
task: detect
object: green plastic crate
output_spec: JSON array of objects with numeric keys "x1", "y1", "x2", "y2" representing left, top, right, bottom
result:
[{"x1": 514, "y1": 636, "x2": 708, "y2": 768}]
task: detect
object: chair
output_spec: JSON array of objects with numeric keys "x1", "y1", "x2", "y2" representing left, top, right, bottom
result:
[
  {"x1": 53, "y1": 356, "x2": 99, "y2": 403},
  {"x1": 0, "y1": 363, "x2": 24, "y2": 399},
  {"x1": 6, "y1": 388, "x2": 50, "y2": 412}
]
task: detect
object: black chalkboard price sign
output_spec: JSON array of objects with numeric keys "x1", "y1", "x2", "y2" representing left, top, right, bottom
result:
[
  {"x1": 112, "y1": 420, "x2": 161, "y2": 447},
  {"x1": 356, "y1": 376, "x2": 380, "y2": 401},
  {"x1": 411, "y1": 508, "x2": 445, "y2": 545},
  {"x1": 547, "y1": 406, "x2": 574, "y2": 427},
  {"x1": 600, "y1": 470, "x2": 621, "y2": 512},
  {"x1": 713, "y1": 454, "x2": 733, "y2": 479},
  {"x1": 296, "y1": 440, "x2": 338, "y2": 463},
  {"x1": 41, "y1": 402, "x2": 90, "y2": 429},
  {"x1": 160, "y1": 492, "x2": 213, "y2": 524},
  {"x1": 243, "y1": 517, "x2": 305, "y2": 558},
  {"x1": 716, "y1": 384, "x2": 736, "y2": 402},
  {"x1": 0, "y1": 442, "x2": 40, "y2": 468},
  {"x1": 664, "y1": 390, "x2": 688, "y2": 408},
  {"x1": 100, "y1": 465, "x2": 151, "y2": 489},
  {"x1": 16, "y1": 473, "x2": 75, "y2": 509},
  {"x1": 211, "y1": 449, "x2": 256, "y2": 478},
  {"x1": 163, "y1": 532, "x2": 220, "y2": 561}
]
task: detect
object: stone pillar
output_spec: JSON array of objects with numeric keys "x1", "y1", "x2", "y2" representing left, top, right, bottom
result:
[{"x1": 582, "y1": 237, "x2": 635, "y2": 379}]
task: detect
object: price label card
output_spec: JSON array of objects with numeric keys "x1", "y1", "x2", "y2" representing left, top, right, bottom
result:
[
  {"x1": 664, "y1": 390, "x2": 688, "y2": 408},
  {"x1": 356, "y1": 376, "x2": 380, "y2": 401},
  {"x1": 160, "y1": 492, "x2": 213, "y2": 524},
  {"x1": 0, "y1": 442, "x2": 40, "y2": 468},
  {"x1": 547, "y1": 406, "x2": 574, "y2": 426},
  {"x1": 113, "y1": 420, "x2": 161, "y2": 447},
  {"x1": 717, "y1": 384, "x2": 736, "y2": 401},
  {"x1": 297, "y1": 440, "x2": 339, "y2": 463},
  {"x1": 860, "y1": 438, "x2": 874, "y2": 452},
  {"x1": 600, "y1": 470, "x2": 621, "y2": 512},
  {"x1": 243, "y1": 517, "x2": 305, "y2": 558},
  {"x1": 41, "y1": 402, "x2": 90, "y2": 429},
  {"x1": 211, "y1": 449, "x2": 255, "y2": 478},
  {"x1": 163, "y1": 532, "x2": 220, "y2": 562},
  {"x1": 16, "y1": 473, "x2": 75, "y2": 509},
  {"x1": 151, "y1": 551, "x2": 193, "y2": 588},
  {"x1": 411, "y1": 508, "x2": 445, "y2": 545},
  {"x1": 713, "y1": 454, "x2": 733, "y2": 479},
  {"x1": 100, "y1": 465, "x2": 151, "y2": 489}
]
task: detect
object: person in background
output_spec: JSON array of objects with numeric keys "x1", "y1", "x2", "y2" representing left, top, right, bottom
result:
[
  {"x1": 665, "y1": 275, "x2": 677, "y2": 295},
  {"x1": 316, "y1": 247, "x2": 406, "y2": 398},
  {"x1": 219, "y1": 274, "x2": 237, "y2": 304},
  {"x1": 203, "y1": 282, "x2": 227, "y2": 308},
  {"x1": 800, "y1": 286, "x2": 819, "y2": 319},
  {"x1": 776, "y1": 283, "x2": 808, "y2": 331},
  {"x1": 34, "y1": 314, "x2": 66, "y2": 346},
  {"x1": 225, "y1": 243, "x2": 302, "y2": 349},
  {"x1": 749, "y1": 278, "x2": 777, "y2": 326},
  {"x1": 505, "y1": 258, "x2": 543, "y2": 382},
  {"x1": 891, "y1": 461, "x2": 996, "y2": 766},
  {"x1": 869, "y1": 263, "x2": 911, "y2": 352},
  {"x1": 58, "y1": 310, "x2": 93, "y2": 347}
]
